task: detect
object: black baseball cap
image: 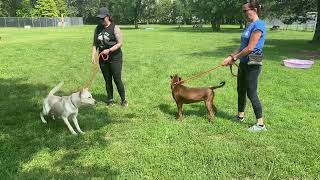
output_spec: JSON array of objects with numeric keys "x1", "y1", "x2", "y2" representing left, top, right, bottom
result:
[{"x1": 96, "y1": 7, "x2": 110, "y2": 19}]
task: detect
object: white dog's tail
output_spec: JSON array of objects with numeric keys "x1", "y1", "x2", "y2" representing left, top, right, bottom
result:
[{"x1": 49, "y1": 81, "x2": 64, "y2": 95}]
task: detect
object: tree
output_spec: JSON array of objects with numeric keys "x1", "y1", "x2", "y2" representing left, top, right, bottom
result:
[
  {"x1": 177, "y1": 0, "x2": 192, "y2": 24},
  {"x1": 0, "y1": 0, "x2": 9, "y2": 16},
  {"x1": 312, "y1": 0, "x2": 320, "y2": 42},
  {"x1": 33, "y1": 0, "x2": 59, "y2": 17},
  {"x1": 65, "y1": 0, "x2": 79, "y2": 17},
  {"x1": 16, "y1": 0, "x2": 33, "y2": 17},
  {"x1": 0, "y1": 0, "x2": 21, "y2": 16},
  {"x1": 156, "y1": 0, "x2": 173, "y2": 24},
  {"x1": 55, "y1": 0, "x2": 68, "y2": 16},
  {"x1": 269, "y1": 0, "x2": 318, "y2": 42},
  {"x1": 189, "y1": 0, "x2": 226, "y2": 31}
]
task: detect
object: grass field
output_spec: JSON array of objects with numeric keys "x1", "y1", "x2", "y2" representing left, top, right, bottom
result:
[{"x1": 0, "y1": 25, "x2": 320, "y2": 179}]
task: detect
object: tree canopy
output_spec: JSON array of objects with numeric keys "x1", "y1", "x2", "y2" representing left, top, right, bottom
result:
[{"x1": 0, "y1": 0, "x2": 319, "y2": 42}]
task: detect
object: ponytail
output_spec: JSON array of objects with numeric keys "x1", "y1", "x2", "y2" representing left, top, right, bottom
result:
[{"x1": 248, "y1": 0, "x2": 263, "y2": 14}]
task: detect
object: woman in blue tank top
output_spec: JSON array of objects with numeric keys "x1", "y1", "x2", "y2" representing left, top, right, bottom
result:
[{"x1": 223, "y1": 0, "x2": 266, "y2": 132}]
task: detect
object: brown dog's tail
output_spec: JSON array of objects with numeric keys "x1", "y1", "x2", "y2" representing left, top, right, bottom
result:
[{"x1": 210, "y1": 81, "x2": 225, "y2": 90}]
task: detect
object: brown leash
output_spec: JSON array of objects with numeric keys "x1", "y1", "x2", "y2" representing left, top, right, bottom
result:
[
  {"x1": 230, "y1": 62, "x2": 239, "y2": 77},
  {"x1": 174, "y1": 63, "x2": 239, "y2": 85},
  {"x1": 77, "y1": 52, "x2": 110, "y2": 91}
]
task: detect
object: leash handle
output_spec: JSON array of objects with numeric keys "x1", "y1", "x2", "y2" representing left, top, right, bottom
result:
[
  {"x1": 98, "y1": 52, "x2": 109, "y2": 61},
  {"x1": 230, "y1": 63, "x2": 239, "y2": 77}
]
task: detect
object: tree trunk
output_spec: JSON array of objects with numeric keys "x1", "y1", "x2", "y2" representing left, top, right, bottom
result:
[
  {"x1": 217, "y1": 19, "x2": 221, "y2": 31},
  {"x1": 211, "y1": 18, "x2": 220, "y2": 32},
  {"x1": 312, "y1": 0, "x2": 320, "y2": 42},
  {"x1": 239, "y1": 20, "x2": 244, "y2": 29},
  {"x1": 134, "y1": 19, "x2": 139, "y2": 29},
  {"x1": 211, "y1": 20, "x2": 216, "y2": 31}
]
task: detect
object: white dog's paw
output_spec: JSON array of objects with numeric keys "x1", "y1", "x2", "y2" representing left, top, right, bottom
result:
[
  {"x1": 79, "y1": 131, "x2": 85, "y2": 135},
  {"x1": 40, "y1": 113, "x2": 47, "y2": 123}
]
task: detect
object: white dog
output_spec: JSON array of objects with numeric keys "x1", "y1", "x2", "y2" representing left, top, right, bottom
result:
[{"x1": 40, "y1": 82, "x2": 96, "y2": 135}]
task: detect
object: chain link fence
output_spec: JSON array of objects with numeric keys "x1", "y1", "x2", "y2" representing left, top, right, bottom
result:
[
  {"x1": 265, "y1": 18, "x2": 316, "y2": 32},
  {"x1": 0, "y1": 17, "x2": 83, "y2": 28},
  {"x1": 265, "y1": 12, "x2": 318, "y2": 32}
]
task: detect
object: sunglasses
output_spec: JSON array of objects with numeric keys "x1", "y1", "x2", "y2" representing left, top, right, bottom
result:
[{"x1": 243, "y1": 9, "x2": 252, "y2": 13}]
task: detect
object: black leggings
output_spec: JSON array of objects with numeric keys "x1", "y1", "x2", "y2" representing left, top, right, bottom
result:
[
  {"x1": 237, "y1": 62, "x2": 262, "y2": 119},
  {"x1": 99, "y1": 60, "x2": 126, "y2": 101}
]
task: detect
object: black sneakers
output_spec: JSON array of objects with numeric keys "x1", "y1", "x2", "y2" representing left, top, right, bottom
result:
[
  {"x1": 234, "y1": 115, "x2": 245, "y2": 122},
  {"x1": 106, "y1": 99, "x2": 115, "y2": 106},
  {"x1": 106, "y1": 99, "x2": 128, "y2": 107}
]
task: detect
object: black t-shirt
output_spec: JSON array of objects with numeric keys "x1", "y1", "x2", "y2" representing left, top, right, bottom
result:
[{"x1": 93, "y1": 23, "x2": 122, "y2": 60}]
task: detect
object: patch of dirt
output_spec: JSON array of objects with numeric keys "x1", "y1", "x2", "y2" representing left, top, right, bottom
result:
[{"x1": 297, "y1": 50, "x2": 320, "y2": 59}]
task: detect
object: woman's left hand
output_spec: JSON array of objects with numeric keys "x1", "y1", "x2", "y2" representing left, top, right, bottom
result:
[{"x1": 101, "y1": 49, "x2": 110, "y2": 55}]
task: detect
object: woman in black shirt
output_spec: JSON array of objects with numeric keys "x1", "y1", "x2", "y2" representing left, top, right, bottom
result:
[{"x1": 92, "y1": 7, "x2": 128, "y2": 107}]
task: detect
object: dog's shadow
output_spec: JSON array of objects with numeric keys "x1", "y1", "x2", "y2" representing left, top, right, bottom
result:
[
  {"x1": 158, "y1": 103, "x2": 236, "y2": 121},
  {"x1": 93, "y1": 93, "x2": 107, "y2": 103},
  {"x1": 93, "y1": 93, "x2": 126, "y2": 104},
  {"x1": 0, "y1": 78, "x2": 120, "y2": 179}
]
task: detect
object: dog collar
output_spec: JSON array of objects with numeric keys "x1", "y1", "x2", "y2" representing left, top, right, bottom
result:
[{"x1": 70, "y1": 96, "x2": 78, "y2": 108}]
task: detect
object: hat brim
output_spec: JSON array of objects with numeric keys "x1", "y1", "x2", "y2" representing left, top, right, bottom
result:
[{"x1": 96, "y1": 14, "x2": 108, "y2": 18}]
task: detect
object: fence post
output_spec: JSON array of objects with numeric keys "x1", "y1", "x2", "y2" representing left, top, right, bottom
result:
[
  {"x1": 315, "y1": 13, "x2": 318, "y2": 32},
  {"x1": 4, "y1": 17, "x2": 6, "y2": 27}
]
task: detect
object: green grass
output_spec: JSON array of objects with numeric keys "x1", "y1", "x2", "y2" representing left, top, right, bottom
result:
[{"x1": 0, "y1": 25, "x2": 320, "y2": 179}]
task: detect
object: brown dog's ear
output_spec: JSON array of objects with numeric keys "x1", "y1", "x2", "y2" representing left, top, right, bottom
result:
[
  {"x1": 170, "y1": 75, "x2": 173, "y2": 79},
  {"x1": 179, "y1": 77, "x2": 181, "y2": 81}
]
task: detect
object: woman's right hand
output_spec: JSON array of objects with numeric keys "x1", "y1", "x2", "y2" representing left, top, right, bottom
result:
[
  {"x1": 92, "y1": 46, "x2": 98, "y2": 64},
  {"x1": 223, "y1": 56, "x2": 234, "y2": 66},
  {"x1": 92, "y1": 56, "x2": 97, "y2": 64}
]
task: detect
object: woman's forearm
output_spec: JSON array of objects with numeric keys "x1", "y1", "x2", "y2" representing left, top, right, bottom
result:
[
  {"x1": 92, "y1": 46, "x2": 97, "y2": 56},
  {"x1": 109, "y1": 43, "x2": 122, "y2": 52},
  {"x1": 230, "y1": 48, "x2": 241, "y2": 56},
  {"x1": 233, "y1": 47, "x2": 251, "y2": 60}
]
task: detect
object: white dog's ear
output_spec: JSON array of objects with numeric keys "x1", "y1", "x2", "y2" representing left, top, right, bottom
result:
[{"x1": 79, "y1": 89, "x2": 83, "y2": 97}]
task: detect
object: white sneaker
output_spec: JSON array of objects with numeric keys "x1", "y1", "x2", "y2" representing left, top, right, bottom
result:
[{"x1": 248, "y1": 124, "x2": 267, "y2": 132}]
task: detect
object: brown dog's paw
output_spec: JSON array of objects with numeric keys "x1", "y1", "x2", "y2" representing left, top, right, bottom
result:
[
  {"x1": 208, "y1": 116, "x2": 215, "y2": 123},
  {"x1": 176, "y1": 115, "x2": 183, "y2": 121}
]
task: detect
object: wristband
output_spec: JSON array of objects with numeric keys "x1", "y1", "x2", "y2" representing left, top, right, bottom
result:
[{"x1": 229, "y1": 54, "x2": 236, "y2": 61}]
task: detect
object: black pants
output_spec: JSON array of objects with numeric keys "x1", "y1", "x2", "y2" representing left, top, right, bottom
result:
[
  {"x1": 237, "y1": 62, "x2": 262, "y2": 119},
  {"x1": 99, "y1": 60, "x2": 126, "y2": 102}
]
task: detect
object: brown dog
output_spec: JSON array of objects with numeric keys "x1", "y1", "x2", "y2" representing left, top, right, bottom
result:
[{"x1": 170, "y1": 74, "x2": 225, "y2": 121}]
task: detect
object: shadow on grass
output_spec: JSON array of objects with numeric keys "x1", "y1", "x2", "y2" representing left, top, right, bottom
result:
[
  {"x1": 17, "y1": 163, "x2": 118, "y2": 179},
  {"x1": 187, "y1": 38, "x2": 320, "y2": 61},
  {"x1": 0, "y1": 78, "x2": 119, "y2": 178},
  {"x1": 161, "y1": 26, "x2": 243, "y2": 34},
  {"x1": 158, "y1": 103, "x2": 236, "y2": 121}
]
